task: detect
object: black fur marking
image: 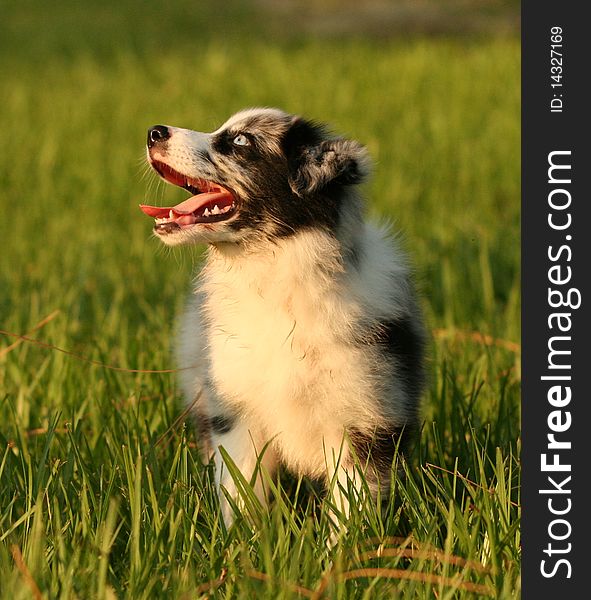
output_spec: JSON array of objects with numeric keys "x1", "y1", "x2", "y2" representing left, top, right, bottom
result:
[
  {"x1": 282, "y1": 118, "x2": 327, "y2": 163},
  {"x1": 348, "y1": 425, "x2": 410, "y2": 480},
  {"x1": 211, "y1": 130, "x2": 261, "y2": 160},
  {"x1": 370, "y1": 316, "x2": 425, "y2": 406},
  {"x1": 194, "y1": 410, "x2": 211, "y2": 439},
  {"x1": 210, "y1": 414, "x2": 236, "y2": 435},
  {"x1": 211, "y1": 131, "x2": 235, "y2": 156}
]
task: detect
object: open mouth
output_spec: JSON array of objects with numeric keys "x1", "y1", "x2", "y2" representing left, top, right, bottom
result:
[{"x1": 140, "y1": 160, "x2": 237, "y2": 232}]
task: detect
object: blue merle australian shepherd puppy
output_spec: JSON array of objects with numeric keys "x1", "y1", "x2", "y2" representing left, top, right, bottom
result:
[{"x1": 140, "y1": 108, "x2": 426, "y2": 531}]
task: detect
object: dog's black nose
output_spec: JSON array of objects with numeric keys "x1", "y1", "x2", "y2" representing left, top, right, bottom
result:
[{"x1": 147, "y1": 125, "x2": 170, "y2": 147}]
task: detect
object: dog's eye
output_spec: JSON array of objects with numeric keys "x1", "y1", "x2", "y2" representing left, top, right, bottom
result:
[{"x1": 232, "y1": 134, "x2": 250, "y2": 146}]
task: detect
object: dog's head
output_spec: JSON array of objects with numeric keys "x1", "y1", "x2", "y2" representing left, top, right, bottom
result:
[{"x1": 141, "y1": 108, "x2": 370, "y2": 246}]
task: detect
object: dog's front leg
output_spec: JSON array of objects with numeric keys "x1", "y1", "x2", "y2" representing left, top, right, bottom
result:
[
  {"x1": 323, "y1": 436, "x2": 378, "y2": 545},
  {"x1": 212, "y1": 420, "x2": 277, "y2": 528},
  {"x1": 322, "y1": 440, "x2": 359, "y2": 545}
]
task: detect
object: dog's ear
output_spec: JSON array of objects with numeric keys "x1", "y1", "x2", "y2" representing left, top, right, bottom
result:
[{"x1": 283, "y1": 118, "x2": 370, "y2": 197}]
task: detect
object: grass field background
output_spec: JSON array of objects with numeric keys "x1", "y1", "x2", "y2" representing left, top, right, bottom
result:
[{"x1": 1, "y1": 1, "x2": 520, "y2": 597}]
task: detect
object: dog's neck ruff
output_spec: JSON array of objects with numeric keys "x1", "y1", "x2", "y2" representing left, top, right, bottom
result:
[{"x1": 205, "y1": 227, "x2": 345, "y2": 280}]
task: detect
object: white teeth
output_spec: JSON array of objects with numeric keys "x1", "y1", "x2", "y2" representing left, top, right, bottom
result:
[
  {"x1": 169, "y1": 210, "x2": 174, "y2": 219},
  {"x1": 203, "y1": 207, "x2": 210, "y2": 217},
  {"x1": 211, "y1": 205, "x2": 221, "y2": 215}
]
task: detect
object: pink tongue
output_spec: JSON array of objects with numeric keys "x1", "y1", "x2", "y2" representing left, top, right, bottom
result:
[{"x1": 139, "y1": 191, "x2": 231, "y2": 218}]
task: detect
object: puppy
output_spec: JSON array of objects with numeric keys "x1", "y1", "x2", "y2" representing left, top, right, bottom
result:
[{"x1": 140, "y1": 108, "x2": 425, "y2": 528}]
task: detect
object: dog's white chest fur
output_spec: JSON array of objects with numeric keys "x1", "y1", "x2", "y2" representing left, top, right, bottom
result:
[
  {"x1": 198, "y1": 229, "x2": 384, "y2": 474},
  {"x1": 178, "y1": 222, "x2": 417, "y2": 480}
]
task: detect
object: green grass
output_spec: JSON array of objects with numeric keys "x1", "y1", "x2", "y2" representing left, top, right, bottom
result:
[{"x1": 1, "y1": 2, "x2": 520, "y2": 597}]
